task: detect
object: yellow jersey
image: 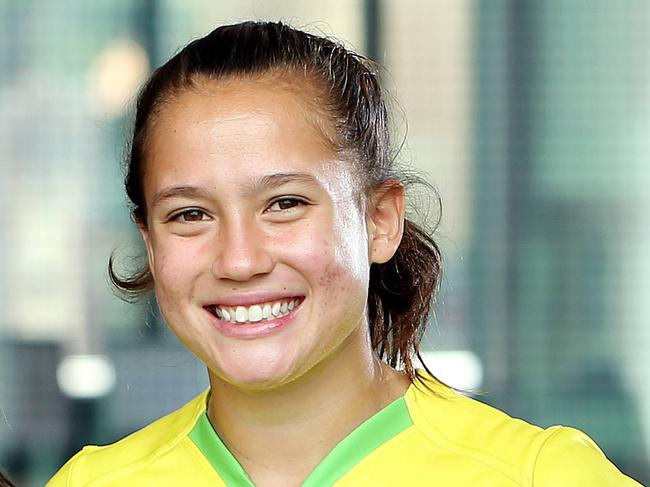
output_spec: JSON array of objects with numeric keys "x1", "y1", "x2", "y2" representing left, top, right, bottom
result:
[{"x1": 47, "y1": 375, "x2": 642, "y2": 486}]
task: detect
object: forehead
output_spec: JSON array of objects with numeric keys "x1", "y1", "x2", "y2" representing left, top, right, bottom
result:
[
  {"x1": 143, "y1": 77, "x2": 357, "y2": 199},
  {"x1": 149, "y1": 76, "x2": 335, "y2": 158}
]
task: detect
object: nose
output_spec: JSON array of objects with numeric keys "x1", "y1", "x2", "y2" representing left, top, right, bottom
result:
[{"x1": 210, "y1": 217, "x2": 274, "y2": 282}]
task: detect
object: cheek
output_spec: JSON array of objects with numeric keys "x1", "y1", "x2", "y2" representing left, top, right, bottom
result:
[
  {"x1": 308, "y1": 232, "x2": 370, "y2": 312},
  {"x1": 285, "y1": 210, "x2": 370, "y2": 292},
  {"x1": 150, "y1": 238, "x2": 207, "y2": 302},
  {"x1": 316, "y1": 244, "x2": 364, "y2": 291},
  {"x1": 317, "y1": 259, "x2": 342, "y2": 287},
  {"x1": 317, "y1": 262, "x2": 367, "y2": 324}
]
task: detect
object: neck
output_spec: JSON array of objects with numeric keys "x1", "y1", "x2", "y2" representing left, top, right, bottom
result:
[{"x1": 206, "y1": 327, "x2": 410, "y2": 486}]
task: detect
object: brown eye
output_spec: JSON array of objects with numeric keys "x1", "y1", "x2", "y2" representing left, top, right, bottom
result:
[
  {"x1": 268, "y1": 198, "x2": 304, "y2": 212},
  {"x1": 174, "y1": 209, "x2": 208, "y2": 222}
]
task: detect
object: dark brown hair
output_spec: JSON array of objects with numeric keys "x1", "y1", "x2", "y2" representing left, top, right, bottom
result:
[
  {"x1": 0, "y1": 470, "x2": 16, "y2": 487},
  {"x1": 109, "y1": 21, "x2": 442, "y2": 385}
]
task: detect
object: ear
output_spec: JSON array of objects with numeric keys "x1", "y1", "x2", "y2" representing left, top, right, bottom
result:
[
  {"x1": 137, "y1": 221, "x2": 156, "y2": 280},
  {"x1": 367, "y1": 180, "x2": 405, "y2": 264}
]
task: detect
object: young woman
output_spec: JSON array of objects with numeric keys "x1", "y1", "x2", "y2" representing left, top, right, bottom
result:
[{"x1": 48, "y1": 21, "x2": 641, "y2": 486}]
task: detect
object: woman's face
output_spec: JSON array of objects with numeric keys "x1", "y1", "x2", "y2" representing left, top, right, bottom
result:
[{"x1": 140, "y1": 78, "x2": 379, "y2": 390}]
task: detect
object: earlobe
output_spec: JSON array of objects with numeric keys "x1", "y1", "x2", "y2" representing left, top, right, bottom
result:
[{"x1": 368, "y1": 181, "x2": 406, "y2": 264}]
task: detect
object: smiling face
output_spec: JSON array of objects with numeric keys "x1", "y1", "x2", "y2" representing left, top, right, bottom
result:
[{"x1": 140, "y1": 77, "x2": 381, "y2": 390}]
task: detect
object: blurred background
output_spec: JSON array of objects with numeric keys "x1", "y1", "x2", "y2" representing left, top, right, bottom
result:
[{"x1": 0, "y1": 0, "x2": 648, "y2": 485}]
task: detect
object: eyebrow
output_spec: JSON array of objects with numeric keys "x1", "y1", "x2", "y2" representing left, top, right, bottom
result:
[
  {"x1": 151, "y1": 186, "x2": 213, "y2": 207},
  {"x1": 151, "y1": 172, "x2": 321, "y2": 207},
  {"x1": 241, "y1": 172, "x2": 321, "y2": 195}
]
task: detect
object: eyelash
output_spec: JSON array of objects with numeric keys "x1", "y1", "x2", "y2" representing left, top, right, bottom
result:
[
  {"x1": 169, "y1": 208, "x2": 209, "y2": 223},
  {"x1": 266, "y1": 197, "x2": 307, "y2": 212}
]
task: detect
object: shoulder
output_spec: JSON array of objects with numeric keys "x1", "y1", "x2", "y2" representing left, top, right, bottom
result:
[
  {"x1": 46, "y1": 390, "x2": 210, "y2": 487},
  {"x1": 405, "y1": 374, "x2": 641, "y2": 486},
  {"x1": 532, "y1": 426, "x2": 642, "y2": 485}
]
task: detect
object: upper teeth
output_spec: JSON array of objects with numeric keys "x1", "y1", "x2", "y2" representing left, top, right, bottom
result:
[{"x1": 214, "y1": 298, "x2": 300, "y2": 324}]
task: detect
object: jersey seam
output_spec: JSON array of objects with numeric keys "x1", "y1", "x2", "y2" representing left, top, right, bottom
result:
[
  {"x1": 65, "y1": 454, "x2": 76, "y2": 487},
  {"x1": 527, "y1": 425, "x2": 564, "y2": 487},
  {"x1": 405, "y1": 391, "x2": 525, "y2": 486}
]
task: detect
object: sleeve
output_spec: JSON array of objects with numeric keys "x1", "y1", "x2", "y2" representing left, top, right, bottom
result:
[{"x1": 532, "y1": 426, "x2": 644, "y2": 486}]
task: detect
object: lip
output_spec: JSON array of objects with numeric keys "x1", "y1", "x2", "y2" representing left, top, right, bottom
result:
[{"x1": 204, "y1": 298, "x2": 304, "y2": 339}]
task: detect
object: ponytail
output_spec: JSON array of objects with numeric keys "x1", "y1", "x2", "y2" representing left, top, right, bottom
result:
[{"x1": 368, "y1": 218, "x2": 442, "y2": 384}]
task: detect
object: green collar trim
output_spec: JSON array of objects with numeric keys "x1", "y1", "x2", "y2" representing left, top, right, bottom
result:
[
  {"x1": 189, "y1": 412, "x2": 255, "y2": 486},
  {"x1": 188, "y1": 395, "x2": 413, "y2": 487},
  {"x1": 302, "y1": 396, "x2": 412, "y2": 486}
]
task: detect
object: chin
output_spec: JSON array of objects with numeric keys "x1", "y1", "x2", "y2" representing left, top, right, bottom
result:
[{"x1": 208, "y1": 350, "x2": 303, "y2": 392}]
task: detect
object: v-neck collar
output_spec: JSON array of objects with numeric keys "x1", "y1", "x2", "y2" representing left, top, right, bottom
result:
[{"x1": 188, "y1": 392, "x2": 413, "y2": 487}]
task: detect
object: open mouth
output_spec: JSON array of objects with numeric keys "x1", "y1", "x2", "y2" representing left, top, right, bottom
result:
[{"x1": 206, "y1": 296, "x2": 304, "y2": 325}]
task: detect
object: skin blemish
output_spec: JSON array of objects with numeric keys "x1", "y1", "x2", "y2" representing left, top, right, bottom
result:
[{"x1": 318, "y1": 263, "x2": 344, "y2": 287}]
